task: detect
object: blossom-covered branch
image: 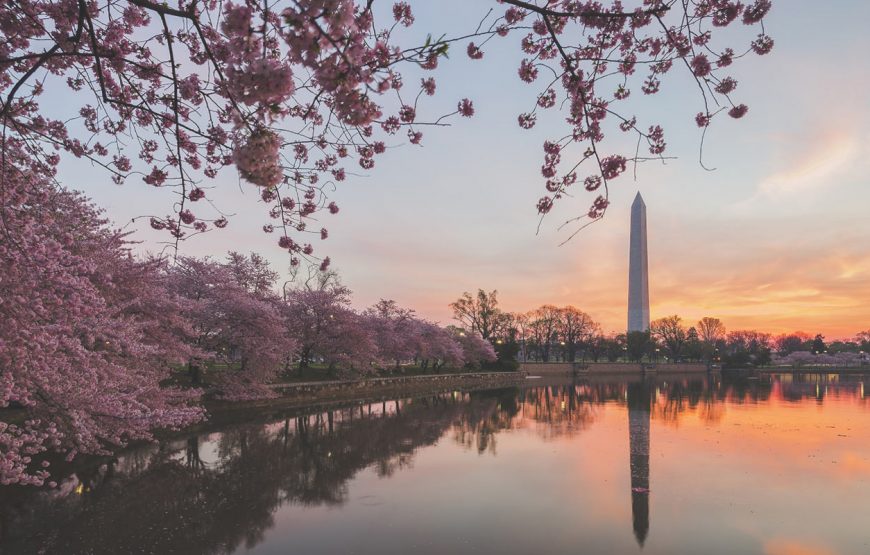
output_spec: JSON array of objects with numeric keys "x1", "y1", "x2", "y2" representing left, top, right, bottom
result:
[{"x1": 1, "y1": 0, "x2": 772, "y2": 257}]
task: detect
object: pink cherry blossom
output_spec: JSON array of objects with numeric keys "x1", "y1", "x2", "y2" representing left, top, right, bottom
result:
[
  {"x1": 518, "y1": 113, "x2": 537, "y2": 129},
  {"x1": 1, "y1": 151, "x2": 203, "y2": 485},
  {"x1": 234, "y1": 130, "x2": 283, "y2": 188},
  {"x1": 458, "y1": 99, "x2": 475, "y2": 117},
  {"x1": 467, "y1": 42, "x2": 484, "y2": 60},
  {"x1": 728, "y1": 104, "x2": 749, "y2": 118},
  {"x1": 751, "y1": 34, "x2": 775, "y2": 55},
  {"x1": 421, "y1": 78, "x2": 437, "y2": 95},
  {"x1": 715, "y1": 77, "x2": 738, "y2": 94},
  {"x1": 691, "y1": 55, "x2": 712, "y2": 77},
  {"x1": 743, "y1": 1, "x2": 772, "y2": 24},
  {"x1": 392, "y1": 2, "x2": 414, "y2": 26},
  {"x1": 519, "y1": 59, "x2": 539, "y2": 83}
]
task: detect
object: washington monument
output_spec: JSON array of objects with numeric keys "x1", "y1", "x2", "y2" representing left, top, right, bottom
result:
[{"x1": 628, "y1": 192, "x2": 650, "y2": 332}]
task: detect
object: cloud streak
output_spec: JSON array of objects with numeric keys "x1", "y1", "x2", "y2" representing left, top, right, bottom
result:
[{"x1": 759, "y1": 133, "x2": 860, "y2": 197}]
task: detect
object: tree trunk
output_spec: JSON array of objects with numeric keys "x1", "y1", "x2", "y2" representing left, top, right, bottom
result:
[
  {"x1": 299, "y1": 347, "x2": 311, "y2": 375},
  {"x1": 188, "y1": 358, "x2": 202, "y2": 385}
]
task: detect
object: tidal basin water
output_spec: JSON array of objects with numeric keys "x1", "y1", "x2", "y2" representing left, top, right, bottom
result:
[{"x1": 3, "y1": 373, "x2": 870, "y2": 555}]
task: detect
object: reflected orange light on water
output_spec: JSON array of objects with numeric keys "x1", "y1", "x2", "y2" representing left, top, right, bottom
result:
[{"x1": 7, "y1": 373, "x2": 870, "y2": 554}]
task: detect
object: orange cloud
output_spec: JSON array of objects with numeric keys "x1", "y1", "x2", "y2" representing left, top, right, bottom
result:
[
  {"x1": 764, "y1": 538, "x2": 838, "y2": 555},
  {"x1": 646, "y1": 247, "x2": 870, "y2": 337},
  {"x1": 366, "y1": 228, "x2": 870, "y2": 338}
]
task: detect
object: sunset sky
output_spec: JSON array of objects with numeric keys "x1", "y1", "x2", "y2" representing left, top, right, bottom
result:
[{"x1": 71, "y1": 0, "x2": 870, "y2": 339}]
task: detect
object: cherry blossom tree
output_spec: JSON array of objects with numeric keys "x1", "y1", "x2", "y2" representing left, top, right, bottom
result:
[
  {"x1": 450, "y1": 327, "x2": 498, "y2": 369},
  {"x1": 166, "y1": 255, "x2": 294, "y2": 399},
  {"x1": 285, "y1": 289, "x2": 468, "y2": 374},
  {"x1": 207, "y1": 287, "x2": 292, "y2": 399},
  {"x1": 1, "y1": 0, "x2": 773, "y2": 257},
  {"x1": 0, "y1": 149, "x2": 203, "y2": 487},
  {"x1": 409, "y1": 320, "x2": 465, "y2": 371},
  {"x1": 774, "y1": 351, "x2": 861, "y2": 368},
  {"x1": 283, "y1": 277, "x2": 355, "y2": 370},
  {"x1": 225, "y1": 251, "x2": 279, "y2": 298},
  {"x1": 285, "y1": 287, "x2": 379, "y2": 373},
  {"x1": 366, "y1": 299, "x2": 417, "y2": 370},
  {"x1": 318, "y1": 310, "x2": 379, "y2": 373}
]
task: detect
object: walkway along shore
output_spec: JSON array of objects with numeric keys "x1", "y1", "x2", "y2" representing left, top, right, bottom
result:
[{"x1": 203, "y1": 371, "x2": 527, "y2": 423}]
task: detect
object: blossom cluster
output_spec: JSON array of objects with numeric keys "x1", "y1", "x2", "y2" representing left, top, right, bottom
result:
[
  {"x1": 1, "y1": 143, "x2": 204, "y2": 487},
  {"x1": 1, "y1": 0, "x2": 772, "y2": 255},
  {"x1": 0, "y1": 0, "x2": 471, "y2": 264},
  {"x1": 233, "y1": 130, "x2": 284, "y2": 188},
  {"x1": 476, "y1": 0, "x2": 774, "y2": 224}
]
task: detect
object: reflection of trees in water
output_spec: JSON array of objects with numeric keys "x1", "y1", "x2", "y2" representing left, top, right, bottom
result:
[
  {"x1": 450, "y1": 384, "x2": 614, "y2": 447},
  {"x1": 655, "y1": 379, "x2": 724, "y2": 425},
  {"x1": 516, "y1": 384, "x2": 604, "y2": 440},
  {"x1": 448, "y1": 373, "x2": 869, "y2": 450},
  {"x1": 0, "y1": 396, "x2": 470, "y2": 555},
  {"x1": 452, "y1": 389, "x2": 521, "y2": 454},
  {"x1": 2, "y1": 372, "x2": 869, "y2": 554},
  {"x1": 772, "y1": 372, "x2": 870, "y2": 404},
  {"x1": 513, "y1": 373, "x2": 869, "y2": 434}
]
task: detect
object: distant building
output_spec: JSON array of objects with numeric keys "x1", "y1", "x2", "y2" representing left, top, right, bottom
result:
[{"x1": 628, "y1": 192, "x2": 650, "y2": 332}]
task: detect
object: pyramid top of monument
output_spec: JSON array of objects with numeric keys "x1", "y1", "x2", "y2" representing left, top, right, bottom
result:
[{"x1": 632, "y1": 191, "x2": 645, "y2": 207}]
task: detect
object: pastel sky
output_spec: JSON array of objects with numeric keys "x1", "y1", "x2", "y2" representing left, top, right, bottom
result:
[{"x1": 69, "y1": 1, "x2": 870, "y2": 339}]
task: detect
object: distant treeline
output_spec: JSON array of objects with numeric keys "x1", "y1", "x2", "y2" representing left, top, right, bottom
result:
[{"x1": 448, "y1": 290, "x2": 870, "y2": 368}]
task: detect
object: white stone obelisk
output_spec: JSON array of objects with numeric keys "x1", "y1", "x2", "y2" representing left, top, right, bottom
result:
[{"x1": 628, "y1": 192, "x2": 650, "y2": 332}]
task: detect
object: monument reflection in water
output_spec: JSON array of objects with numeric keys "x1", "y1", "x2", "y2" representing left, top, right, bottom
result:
[
  {"x1": 3, "y1": 372, "x2": 870, "y2": 555},
  {"x1": 628, "y1": 380, "x2": 651, "y2": 547}
]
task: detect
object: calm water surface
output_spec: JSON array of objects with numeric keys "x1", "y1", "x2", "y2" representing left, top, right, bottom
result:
[{"x1": 3, "y1": 372, "x2": 870, "y2": 555}]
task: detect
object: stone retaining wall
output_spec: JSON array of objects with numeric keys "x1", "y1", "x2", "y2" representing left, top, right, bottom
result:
[
  {"x1": 226, "y1": 372, "x2": 528, "y2": 411},
  {"x1": 759, "y1": 366, "x2": 870, "y2": 373},
  {"x1": 271, "y1": 371, "x2": 523, "y2": 394},
  {"x1": 519, "y1": 362, "x2": 709, "y2": 375},
  {"x1": 518, "y1": 362, "x2": 576, "y2": 375}
]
